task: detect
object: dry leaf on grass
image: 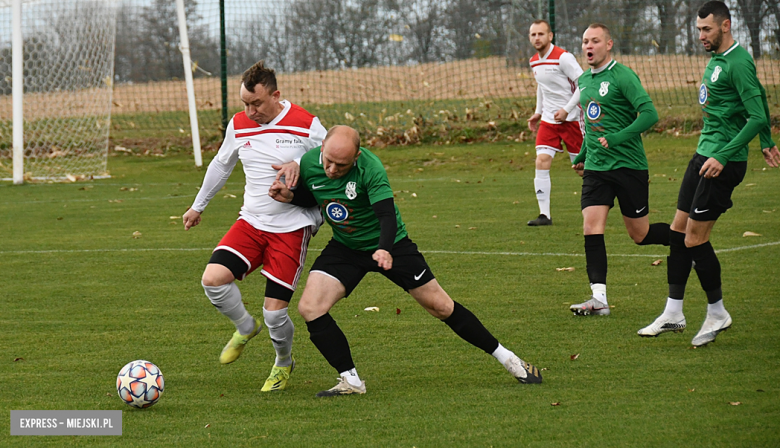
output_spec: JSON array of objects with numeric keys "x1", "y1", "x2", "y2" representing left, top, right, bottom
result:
[
  {"x1": 556, "y1": 267, "x2": 575, "y2": 272},
  {"x1": 13, "y1": 357, "x2": 24, "y2": 362},
  {"x1": 688, "y1": 388, "x2": 695, "y2": 392},
  {"x1": 223, "y1": 193, "x2": 236, "y2": 198},
  {"x1": 396, "y1": 308, "x2": 401, "y2": 315},
  {"x1": 742, "y1": 231, "x2": 761, "y2": 237},
  {"x1": 728, "y1": 402, "x2": 741, "y2": 406},
  {"x1": 570, "y1": 353, "x2": 580, "y2": 361},
  {"x1": 204, "y1": 424, "x2": 210, "y2": 428},
  {"x1": 468, "y1": 227, "x2": 477, "y2": 230},
  {"x1": 364, "y1": 307, "x2": 379, "y2": 312},
  {"x1": 551, "y1": 402, "x2": 561, "y2": 406},
  {"x1": 132, "y1": 231, "x2": 142, "y2": 239},
  {"x1": 169, "y1": 216, "x2": 180, "y2": 220},
  {"x1": 108, "y1": 199, "x2": 124, "y2": 203},
  {"x1": 652, "y1": 259, "x2": 663, "y2": 266}
]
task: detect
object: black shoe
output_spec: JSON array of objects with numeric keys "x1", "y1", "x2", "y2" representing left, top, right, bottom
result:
[{"x1": 527, "y1": 214, "x2": 552, "y2": 226}]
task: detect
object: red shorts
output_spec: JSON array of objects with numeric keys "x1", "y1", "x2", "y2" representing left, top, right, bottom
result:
[
  {"x1": 215, "y1": 218, "x2": 312, "y2": 290},
  {"x1": 535, "y1": 120, "x2": 583, "y2": 155}
]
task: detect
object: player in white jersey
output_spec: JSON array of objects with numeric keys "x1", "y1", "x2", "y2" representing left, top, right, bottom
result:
[
  {"x1": 182, "y1": 61, "x2": 326, "y2": 392},
  {"x1": 526, "y1": 20, "x2": 584, "y2": 226}
]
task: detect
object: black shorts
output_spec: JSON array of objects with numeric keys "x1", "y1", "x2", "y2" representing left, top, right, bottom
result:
[
  {"x1": 581, "y1": 168, "x2": 649, "y2": 218},
  {"x1": 310, "y1": 237, "x2": 436, "y2": 297},
  {"x1": 677, "y1": 153, "x2": 747, "y2": 221}
]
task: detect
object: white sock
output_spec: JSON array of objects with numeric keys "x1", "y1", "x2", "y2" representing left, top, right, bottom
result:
[
  {"x1": 491, "y1": 343, "x2": 513, "y2": 365},
  {"x1": 202, "y1": 282, "x2": 256, "y2": 335},
  {"x1": 534, "y1": 169, "x2": 551, "y2": 218},
  {"x1": 591, "y1": 283, "x2": 607, "y2": 304},
  {"x1": 663, "y1": 298, "x2": 684, "y2": 315},
  {"x1": 707, "y1": 300, "x2": 727, "y2": 318},
  {"x1": 569, "y1": 152, "x2": 578, "y2": 164},
  {"x1": 263, "y1": 306, "x2": 294, "y2": 367},
  {"x1": 339, "y1": 368, "x2": 363, "y2": 387}
]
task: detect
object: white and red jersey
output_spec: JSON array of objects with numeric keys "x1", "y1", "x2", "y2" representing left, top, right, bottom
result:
[
  {"x1": 530, "y1": 44, "x2": 583, "y2": 124},
  {"x1": 191, "y1": 100, "x2": 326, "y2": 233}
]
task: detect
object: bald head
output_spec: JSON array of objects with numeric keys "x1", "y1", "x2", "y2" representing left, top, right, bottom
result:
[{"x1": 321, "y1": 125, "x2": 362, "y2": 179}]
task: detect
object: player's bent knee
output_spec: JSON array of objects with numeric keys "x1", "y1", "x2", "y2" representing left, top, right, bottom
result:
[
  {"x1": 201, "y1": 266, "x2": 235, "y2": 287},
  {"x1": 297, "y1": 299, "x2": 324, "y2": 322}
]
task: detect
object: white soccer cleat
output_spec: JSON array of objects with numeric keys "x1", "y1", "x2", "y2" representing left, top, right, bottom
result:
[
  {"x1": 503, "y1": 355, "x2": 542, "y2": 384},
  {"x1": 637, "y1": 313, "x2": 686, "y2": 337},
  {"x1": 691, "y1": 312, "x2": 732, "y2": 347},
  {"x1": 315, "y1": 377, "x2": 366, "y2": 397},
  {"x1": 570, "y1": 297, "x2": 610, "y2": 316}
]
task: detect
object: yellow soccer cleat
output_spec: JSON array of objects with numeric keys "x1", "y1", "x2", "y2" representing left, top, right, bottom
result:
[
  {"x1": 219, "y1": 319, "x2": 262, "y2": 365},
  {"x1": 261, "y1": 357, "x2": 296, "y2": 392}
]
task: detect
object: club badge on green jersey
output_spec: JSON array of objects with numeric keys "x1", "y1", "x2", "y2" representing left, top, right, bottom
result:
[
  {"x1": 599, "y1": 81, "x2": 609, "y2": 96},
  {"x1": 710, "y1": 66, "x2": 722, "y2": 82},
  {"x1": 586, "y1": 100, "x2": 602, "y2": 121},
  {"x1": 698, "y1": 83, "x2": 708, "y2": 105},
  {"x1": 345, "y1": 181, "x2": 357, "y2": 200},
  {"x1": 325, "y1": 201, "x2": 350, "y2": 223}
]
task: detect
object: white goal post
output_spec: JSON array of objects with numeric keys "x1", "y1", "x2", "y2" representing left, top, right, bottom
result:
[{"x1": 0, "y1": 0, "x2": 202, "y2": 183}]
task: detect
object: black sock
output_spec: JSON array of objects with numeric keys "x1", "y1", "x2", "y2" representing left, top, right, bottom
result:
[
  {"x1": 442, "y1": 302, "x2": 499, "y2": 354},
  {"x1": 306, "y1": 313, "x2": 354, "y2": 373},
  {"x1": 639, "y1": 222, "x2": 671, "y2": 246},
  {"x1": 667, "y1": 230, "x2": 691, "y2": 300},
  {"x1": 705, "y1": 287, "x2": 723, "y2": 305},
  {"x1": 689, "y1": 241, "x2": 722, "y2": 294},
  {"x1": 584, "y1": 234, "x2": 607, "y2": 284}
]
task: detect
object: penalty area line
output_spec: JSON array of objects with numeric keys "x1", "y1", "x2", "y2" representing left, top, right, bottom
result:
[{"x1": 2, "y1": 240, "x2": 777, "y2": 256}]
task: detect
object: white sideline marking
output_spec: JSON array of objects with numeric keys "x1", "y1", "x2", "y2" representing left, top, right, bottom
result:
[{"x1": 2, "y1": 241, "x2": 778, "y2": 256}]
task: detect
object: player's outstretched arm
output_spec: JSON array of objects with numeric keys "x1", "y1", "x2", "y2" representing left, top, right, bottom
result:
[
  {"x1": 763, "y1": 146, "x2": 780, "y2": 168},
  {"x1": 182, "y1": 208, "x2": 202, "y2": 230}
]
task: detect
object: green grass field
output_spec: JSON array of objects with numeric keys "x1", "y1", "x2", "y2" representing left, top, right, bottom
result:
[{"x1": 2, "y1": 134, "x2": 779, "y2": 446}]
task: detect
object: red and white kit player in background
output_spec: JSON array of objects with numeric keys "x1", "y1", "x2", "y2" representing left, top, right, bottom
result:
[
  {"x1": 526, "y1": 19, "x2": 584, "y2": 226},
  {"x1": 182, "y1": 61, "x2": 326, "y2": 392}
]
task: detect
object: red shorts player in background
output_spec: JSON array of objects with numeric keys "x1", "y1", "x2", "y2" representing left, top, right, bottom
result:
[{"x1": 526, "y1": 19, "x2": 584, "y2": 226}]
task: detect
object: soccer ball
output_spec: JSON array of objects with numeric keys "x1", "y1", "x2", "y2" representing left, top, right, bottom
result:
[{"x1": 116, "y1": 360, "x2": 164, "y2": 408}]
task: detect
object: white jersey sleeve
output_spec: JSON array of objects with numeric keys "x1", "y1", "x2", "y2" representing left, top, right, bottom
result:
[
  {"x1": 190, "y1": 119, "x2": 240, "y2": 213},
  {"x1": 559, "y1": 52, "x2": 584, "y2": 114}
]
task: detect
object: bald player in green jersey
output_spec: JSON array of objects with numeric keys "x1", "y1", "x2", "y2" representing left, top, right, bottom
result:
[
  {"x1": 638, "y1": 1, "x2": 780, "y2": 346},
  {"x1": 568, "y1": 23, "x2": 670, "y2": 316},
  {"x1": 269, "y1": 125, "x2": 542, "y2": 397}
]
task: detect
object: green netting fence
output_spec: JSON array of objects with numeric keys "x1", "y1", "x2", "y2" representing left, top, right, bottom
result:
[{"x1": 1, "y1": 0, "x2": 779, "y2": 177}]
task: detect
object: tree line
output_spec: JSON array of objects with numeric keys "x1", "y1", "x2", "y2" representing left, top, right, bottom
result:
[{"x1": 1, "y1": 0, "x2": 777, "y2": 89}]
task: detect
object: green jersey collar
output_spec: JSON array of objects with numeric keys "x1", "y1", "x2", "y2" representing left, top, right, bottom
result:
[
  {"x1": 715, "y1": 41, "x2": 739, "y2": 57},
  {"x1": 591, "y1": 59, "x2": 616, "y2": 75}
]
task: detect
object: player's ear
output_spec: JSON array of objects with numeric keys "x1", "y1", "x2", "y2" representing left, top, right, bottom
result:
[
  {"x1": 271, "y1": 89, "x2": 281, "y2": 100},
  {"x1": 721, "y1": 18, "x2": 731, "y2": 33},
  {"x1": 355, "y1": 150, "x2": 362, "y2": 162},
  {"x1": 606, "y1": 39, "x2": 614, "y2": 51}
]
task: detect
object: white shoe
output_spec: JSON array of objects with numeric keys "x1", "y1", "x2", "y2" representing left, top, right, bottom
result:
[
  {"x1": 503, "y1": 355, "x2": 542, "y2": 384},
  {"x1": 691, "y1": 312, "x2": 732, "y2": 347},
  {"x1": 570, "y1": 297, "x2": 610, "y2": 316},
  {"x1": 315, "y1": 377, "x2": 366, "y2": 397},
  {"x1": 637, "y1": 313, "x2": 686, "y2": 337}
]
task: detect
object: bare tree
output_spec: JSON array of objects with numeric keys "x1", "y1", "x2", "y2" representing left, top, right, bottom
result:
[
  {"x1": 404, "y1": 0, "x2": 445, "y2": 63},
  {"x1": 735, "y1": 0, "x2": 770, "y2": 58}
]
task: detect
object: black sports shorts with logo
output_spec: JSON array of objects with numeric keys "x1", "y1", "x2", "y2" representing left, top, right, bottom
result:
[
  {"x1": 310, "y1": 237, "x2": 436, "y2": 297},
  {"x1": 677, "y1": 152, "x2": 747, "y2": 221},
  {"x1": 580, "y1": 168, "x2": 650, "y2": 218}
]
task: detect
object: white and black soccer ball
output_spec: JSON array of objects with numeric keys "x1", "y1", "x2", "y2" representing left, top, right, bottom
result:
[{"x1": 116, "y1": 360, "x2": 164, "y2": 408}]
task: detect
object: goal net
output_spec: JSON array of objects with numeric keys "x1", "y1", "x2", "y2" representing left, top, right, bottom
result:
[{"x1": 0, "y1": 0, "x2": 117, "y2": 180}]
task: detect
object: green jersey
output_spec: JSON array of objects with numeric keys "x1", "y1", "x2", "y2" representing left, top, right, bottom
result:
[
  {"x1": 577, "y1": 60, "x2": 656, "y2": 171},
  {"x1": 299, "y1": 147, "x2": 407, "y2": 251},
  {"x1": 697, "y1": 42, "x2": 775, "y2": 164}
]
